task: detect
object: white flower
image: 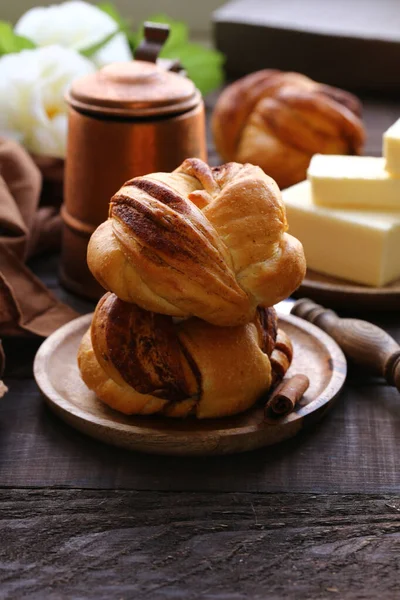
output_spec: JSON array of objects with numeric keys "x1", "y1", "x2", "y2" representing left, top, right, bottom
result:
[
  {"x1": 15, "y1": 0, "x2": 132, "y2": 68},
  {"x1": 0, "y1": 45, "x2": 95, "y2": 158}
]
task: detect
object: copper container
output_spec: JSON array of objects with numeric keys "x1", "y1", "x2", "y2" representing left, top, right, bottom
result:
[{"x1": 61, "y1": 44, "x2": 207, "y2": 299}]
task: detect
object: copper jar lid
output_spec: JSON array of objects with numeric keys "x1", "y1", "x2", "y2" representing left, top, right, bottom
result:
[{"x1": 67, "y1": 59, "x2": 201, "y2": 118}]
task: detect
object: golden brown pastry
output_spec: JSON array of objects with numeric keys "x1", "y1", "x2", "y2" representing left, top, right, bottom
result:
[
  {"x1": 78, "y1": 292, "x2": 292, "y2": 419},
  {"x1": 87, "y1": 158, "x2": 306, "y2": 326},
  {"x1": 212, "y1": 70, "x2": 365, "y2": 189}
]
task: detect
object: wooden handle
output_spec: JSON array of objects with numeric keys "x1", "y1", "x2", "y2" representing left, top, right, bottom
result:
[{"x1": 291, "y1": 298, "x2": 400, "y2": 392}]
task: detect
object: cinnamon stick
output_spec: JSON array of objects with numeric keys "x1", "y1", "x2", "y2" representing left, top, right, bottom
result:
[
  {"x1": 270, "y1": 329, "x2": 294, "y2": 385},
  {"x1": 265, "y1": 374, "x2": 310, "y2": 419}
]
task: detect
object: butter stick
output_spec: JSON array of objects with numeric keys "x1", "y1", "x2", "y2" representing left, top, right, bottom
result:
[
  {"x1": 384, "y1": 119, "x2": 400, "y2": 176},
  {"x1": 308, "y1": 154, "x2": 400, "y2": 210},
  {"x1": 283, "y1": 181, "x2": 400, "y2": 287}
]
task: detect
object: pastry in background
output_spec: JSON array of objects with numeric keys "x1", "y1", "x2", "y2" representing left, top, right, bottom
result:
[
  {"x1": 78, "y1": 293, "x2": 293, "y2": 419},
  {"x1": 87, "y1": 158, "x2": 306, "y2": 326},
  {"x1": 212, "y1": 70, "x2": 365, "y2": 189}
]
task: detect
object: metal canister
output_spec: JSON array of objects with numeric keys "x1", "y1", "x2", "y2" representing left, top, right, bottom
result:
[{"x1": 61, "y1": 26, "x2": 207, "y2": 299}]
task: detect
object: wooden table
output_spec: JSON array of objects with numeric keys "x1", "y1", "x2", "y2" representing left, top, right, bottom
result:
[{"x1": 1, "y1": 95, "x2": 400, "y2": 599}]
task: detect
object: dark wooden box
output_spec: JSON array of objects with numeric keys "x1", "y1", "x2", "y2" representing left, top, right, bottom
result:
[{"x1": 213, "y1": 0, "x2": 400, "y2": 92}]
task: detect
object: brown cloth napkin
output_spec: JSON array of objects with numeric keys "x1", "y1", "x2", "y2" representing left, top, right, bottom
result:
[{"x1": 0, "y1": 137, "x2": 78, "y2": 392}]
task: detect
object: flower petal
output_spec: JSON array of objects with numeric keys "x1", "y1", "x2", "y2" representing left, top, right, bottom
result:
[
  {"x1": 0, "y1": 45, "x2": 95, "y2": 157},
  {"x1": 15, "y1": 0, "x2": 132, "y2": 64}
]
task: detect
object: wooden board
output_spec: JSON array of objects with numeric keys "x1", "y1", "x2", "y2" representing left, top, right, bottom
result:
[
  {"x1": 296, "y1": 269, "x2": 400, "y2": 311},
  {"x1": 33, "y1": 313, "x2": 346, "y2": 456},
  {"x1": 1, "y1": 490, "x2": 399, "y2": 599}
]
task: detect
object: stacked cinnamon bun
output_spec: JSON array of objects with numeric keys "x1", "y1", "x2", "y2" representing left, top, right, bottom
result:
[{"x1": 78, "y1": 158, "x2": 306, "y2": 418}]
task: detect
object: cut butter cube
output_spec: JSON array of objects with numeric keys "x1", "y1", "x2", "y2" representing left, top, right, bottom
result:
[
  {"x1": 283, "y1": 181, "x2": 400, "y2": 287},
  {"x1": 384, "y1": 118, "x2": 400, "y2": 176},
  {"x1": 307, "y1": 154, "x2": 400, "y2": 210}
]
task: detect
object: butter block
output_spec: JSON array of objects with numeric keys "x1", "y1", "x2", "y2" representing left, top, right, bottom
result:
[
  {"x1": 384, "y1": 118, "x2": 400, "y2": 175},
  {"x1": 283, "y1": 181, "x2": 400, "y2": 286},
  {"x1": 307, "y1": 154, "x2": 400, "y2": 210}
]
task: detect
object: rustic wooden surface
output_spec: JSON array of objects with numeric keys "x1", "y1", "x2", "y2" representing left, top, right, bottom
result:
[
  {"x1": 1, "y1": 490, "x2": 400, "y2": 600},
  {"x1": 1, "y1": 95, "x2": 400, "y2": 598}
]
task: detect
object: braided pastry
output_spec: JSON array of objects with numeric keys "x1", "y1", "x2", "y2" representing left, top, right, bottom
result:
[
  {"x1": 212, "y1": 70, "x2": 365, "y2": 189},
  {"x1": 78, "y1": 293, "x2": 293, "y2": 419},
  {"x1": 87, "y1": 158, "x2": 306, "y2": 326}
]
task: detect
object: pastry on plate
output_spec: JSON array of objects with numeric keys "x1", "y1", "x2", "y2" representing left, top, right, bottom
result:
[
  {"x1": 78, "y1": 292, "x2": 293, "y2": 419},
  {"x1": 212, "y1": 70, "x2": 365, "y2": 189},
  {"x1": 87, "y1": 158, "x2": 306, "y2": 326}
]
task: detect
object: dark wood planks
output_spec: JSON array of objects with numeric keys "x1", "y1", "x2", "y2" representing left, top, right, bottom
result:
[
  {"x1": 1, "y1": 490, "x2": 400, "y2": 599},
  {"x1": 1, "y1": 375, "x2": 400, "y2": 493}
]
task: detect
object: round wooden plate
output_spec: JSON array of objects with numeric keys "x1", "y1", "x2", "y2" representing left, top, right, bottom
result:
[
  {"x1": 296, "y1": 269, "x2": 400, "y2": 311},
  {"x1": 33, "y1": 313, "x2": 347, "y2": 456}
]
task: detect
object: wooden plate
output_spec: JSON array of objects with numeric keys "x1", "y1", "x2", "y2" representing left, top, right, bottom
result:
[
  {"x1": 33, "y1": 313, "x2": 347, "y2": 456},
  {"x1": 296, "y1": 269, "x2": 400, "y2": 311}
]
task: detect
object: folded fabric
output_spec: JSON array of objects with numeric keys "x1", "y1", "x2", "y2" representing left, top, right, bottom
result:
[
  {"x1": 0, "y1": 137, "x2": 62, "y2": 260},
  {"x1": 0, "y1": 137, "x2": 78, "y2": 391},
  {"x1": 0, "y1": 340, "x2": 6, "y2": 398},
  {"x1": 0, "y1": 242, "x2": 77, "y2": 337}
]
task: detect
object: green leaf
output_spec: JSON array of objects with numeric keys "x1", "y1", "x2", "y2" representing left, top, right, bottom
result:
[
  {"x1": 81, "y1": 3, "x2": 136, "y2": 58},
  {"x1": 97, "y1": 2, "x2": 136, "y2": 53},
  {"x1": 125, "y1": 31, "x2": 138, "y2": 53},
  {"x1": 0, "y1": 21, "x2": 36, "y2": 55},
  {"x1": 134, "y1": 14, "x2": 225, "y2": 95},
  {"x1": 167, "y1": 43, "x2": 225, "y2": 96},
  {"x1": 97, "y1": 2, "x2": 129, "y2": 30},
  {"x1": 80, "y1": 29, "x2": 120, "y2": 58}
]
